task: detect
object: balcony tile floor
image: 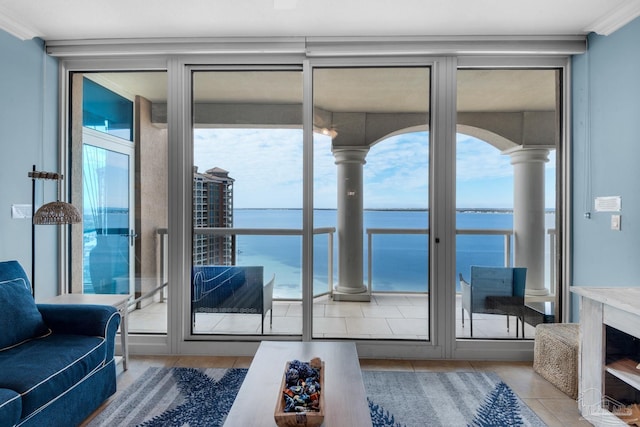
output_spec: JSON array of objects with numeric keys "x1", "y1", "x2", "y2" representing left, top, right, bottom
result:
[{"x1": 129, "y1": 293, "x2": 538, "y2": 339}]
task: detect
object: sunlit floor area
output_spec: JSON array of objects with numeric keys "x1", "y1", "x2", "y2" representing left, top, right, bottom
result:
[{"x1": 128, "y1": 293, "x2": 538, "y2": 339}]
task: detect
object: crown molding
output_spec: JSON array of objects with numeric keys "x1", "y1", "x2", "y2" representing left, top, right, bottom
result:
[
  {"x1": 585, "y1": 0, "x2": 640, "y2": 35},
  {"x1": 0, "y1": 7, "x2": 39, "y2": 40}
]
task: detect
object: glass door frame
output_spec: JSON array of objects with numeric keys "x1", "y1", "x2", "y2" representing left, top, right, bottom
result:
[
  {"x1": 81, "y1": 127, "x2": 136, "y2": 296},
  {"x1": 306, "y1": 57, "x2": 445, "y2": 357},
  {"x1": 188, "y1": 65, "x2": 305, "y2": 338},
  {"x1": 173, "y1": 56, "x2": 451, "y2": 359},
  {"x1": 451, "y1": 56, "x2": 571, "y2": 360},
  {"x1": 56, "y1": 47, "x2": 573, "y2": 360},
  {"x1": 60, "y1": 59, "x2": 172, "y2": 354},
  {"x1": 168, "y1": 59, "x2": 309, "y2": 353}
]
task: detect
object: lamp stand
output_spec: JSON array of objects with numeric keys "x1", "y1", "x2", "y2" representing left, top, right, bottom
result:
[
  {"x1": 31, "y1": 164, "x2": 36, "y2": 297},
  {"x1": 28, "y1": 165, "x2": 82, "y2": 298}
]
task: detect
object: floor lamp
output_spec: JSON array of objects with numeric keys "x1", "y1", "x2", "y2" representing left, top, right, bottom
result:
[{"x1": 29, "y1": 165, "x2": 82, "y2": 297}]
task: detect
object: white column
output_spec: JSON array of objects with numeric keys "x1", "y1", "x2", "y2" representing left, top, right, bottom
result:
[
  {"x1": 506, "y1": 147, "x2": 550, "y2": 296},
  {"x1": 332, "y1": 147, "x2": 370, "y2": 301}
]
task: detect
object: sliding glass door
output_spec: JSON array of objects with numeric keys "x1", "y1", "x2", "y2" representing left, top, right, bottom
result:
[
  {"x1": 311, "y1": 66, "x2": 431, "y2": 340},
  {"x1": 190, "y1": 68, "x2": 304, "y2": 336},
  {"x1": 455, "y1": 68, "x2": 560, "y2": 339}
]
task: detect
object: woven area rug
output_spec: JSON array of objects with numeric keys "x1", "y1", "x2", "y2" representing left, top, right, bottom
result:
[
  {"x1": 86, "y1": 367, "x2": 247, "y2": 427},
  {"x1": 363, "y1": 371, "x2": 547, "y2": 427},
  {"x1": 88, "y1": 367, "x2": 546, "y2": 427}
]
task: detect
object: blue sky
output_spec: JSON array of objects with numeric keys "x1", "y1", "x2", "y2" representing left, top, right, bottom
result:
[{"x1": 194, "y1": 129, "x2": 556, "y2": 210}]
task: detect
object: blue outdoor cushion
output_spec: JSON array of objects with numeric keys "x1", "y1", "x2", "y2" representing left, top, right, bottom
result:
[{"x1": 0, "y1": 278, "x2": 51, "y2": 351}]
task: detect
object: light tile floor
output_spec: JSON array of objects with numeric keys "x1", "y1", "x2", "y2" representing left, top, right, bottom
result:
[{"x1": 129, "y1": 293, "x2": 538, "y2": 340}]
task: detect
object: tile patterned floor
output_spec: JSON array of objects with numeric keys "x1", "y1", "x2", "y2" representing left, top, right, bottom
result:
[{"x1": 130, "y1": 293, "x2": 538, "y2": 340}]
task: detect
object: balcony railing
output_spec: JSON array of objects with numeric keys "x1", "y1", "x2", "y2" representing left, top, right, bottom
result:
[
  {"x1": 149, "y1": 226, "x2": 556, "y2": 308},
  {"x1": 367, "y1": 227, "x2": 556, "y2": 295},
  {"x1": 194, "y1": 226, "x2": 336, "y2": 297},
  {"x1": 366, "y1": 228, "x2": 512, "y2": 296}
]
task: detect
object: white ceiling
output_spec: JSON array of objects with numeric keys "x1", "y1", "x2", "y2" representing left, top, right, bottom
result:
[{"x1": 1, "y1": 0, "x2": 640, "y2": 41}]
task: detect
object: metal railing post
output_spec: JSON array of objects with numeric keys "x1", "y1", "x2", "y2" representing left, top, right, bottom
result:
[
  {"x1": 367, "y1": 231, "x2": 372, "y2": 295},
  {"x1": 328, "y1": 230, "x2": 334, "y2": 297},
  {"x1": 548, "y1": 229, "x2": 556, "y2": 295},
  {"x1": 505, "y1": 234, "x2": 511, "y2": 267}
]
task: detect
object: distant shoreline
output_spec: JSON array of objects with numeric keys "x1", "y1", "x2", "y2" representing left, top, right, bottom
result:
[{"x1": 234, "y1": 207, "x2": 556, "y2": 214}]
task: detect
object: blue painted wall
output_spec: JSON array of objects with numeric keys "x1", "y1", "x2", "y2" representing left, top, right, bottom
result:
[
  {"x1": 0, "y1": 30, "x2": 60, "y2": 300},
  {"x1": 571, "y1": 17, "x2": 640, "y2": 318}
]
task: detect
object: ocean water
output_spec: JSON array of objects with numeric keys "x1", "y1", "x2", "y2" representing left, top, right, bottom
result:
[
  {"x1": 234, "y1": 209, "x2": 555, "y2": 299},
  {"x1": 82, "y1": 208, "x2": 555, "y2": 298}
]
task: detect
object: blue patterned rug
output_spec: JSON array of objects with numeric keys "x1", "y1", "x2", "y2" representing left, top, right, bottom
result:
[
  {"x1": 87, "y1": 368, "x2": 546, "y2": 427},
  {"x1": 86, "y1": 367, "x2": 247, "y2": 427},
  {"x1": 363, "y1": 371, "x2": 548, "y2": 427}
]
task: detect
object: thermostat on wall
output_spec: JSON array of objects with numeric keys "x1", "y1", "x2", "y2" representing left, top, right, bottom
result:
[
  {"x1": 11, "y1": 204, "x2": 32, "y2": 219},
  {"x1": 595, "y1": 196, "x2": 621, "y2": 212}
]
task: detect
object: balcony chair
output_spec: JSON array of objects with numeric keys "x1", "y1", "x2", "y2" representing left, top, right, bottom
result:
[
  {"x1": 460, "y1": 266, "x2": 526, "y2": 337},
  {"x1": 191, "y1": 266, "x2": 275, "y2": 334}
]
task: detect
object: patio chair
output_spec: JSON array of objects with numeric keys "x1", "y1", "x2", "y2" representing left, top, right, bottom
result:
[
  {"x1": 191, "y1": 266, "x2": 276, "y2": 334},
  {"x1": 460, "y1": 266, "x2": 527, "y2": 337}
]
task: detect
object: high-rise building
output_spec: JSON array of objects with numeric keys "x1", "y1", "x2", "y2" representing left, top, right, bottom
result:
[{"x1": 193, "y1": 167, "x2": 234, "y2": 265}]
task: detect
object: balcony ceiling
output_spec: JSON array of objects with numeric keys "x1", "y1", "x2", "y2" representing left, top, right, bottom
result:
[
  {"x1": 90, "y1": 68, "x2": 556, "y2": 115},
  {"x1": 0, "y1": 0, "x2": 639, "y2": 41}
]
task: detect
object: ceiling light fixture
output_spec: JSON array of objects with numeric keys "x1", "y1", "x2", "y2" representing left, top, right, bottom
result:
[{"x1": 320, "y1": 128, "x2": 338, "y2": 138}]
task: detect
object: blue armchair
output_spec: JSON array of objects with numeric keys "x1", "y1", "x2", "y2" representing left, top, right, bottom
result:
[{"x1": 460, "y1": 266, "x2": 526, "y2": 337}]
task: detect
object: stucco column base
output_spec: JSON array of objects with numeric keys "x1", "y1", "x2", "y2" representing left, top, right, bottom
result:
[{"x1": 333, "y1": 284, "x2": 371, "y2": 302}]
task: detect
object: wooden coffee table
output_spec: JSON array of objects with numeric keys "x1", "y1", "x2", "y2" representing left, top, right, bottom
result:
[{"x1": 224, "y1": 341, "x2": 372, "y2": 427}]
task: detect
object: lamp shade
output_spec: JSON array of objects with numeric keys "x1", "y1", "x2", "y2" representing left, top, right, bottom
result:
[{"x1": 33, "y1": 201, "x2": 82, "y2": 225}]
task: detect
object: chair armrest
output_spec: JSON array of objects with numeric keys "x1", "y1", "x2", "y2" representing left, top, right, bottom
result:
[
  {"x1": 37, "y1": 304, "x2": 120, "y2": 339},
  {"x1": 263, "y1": 274, "x2": 275, "y2": 313},
  {"x1": 460, "y1": 275, "x2": 471, "y2": 312}
]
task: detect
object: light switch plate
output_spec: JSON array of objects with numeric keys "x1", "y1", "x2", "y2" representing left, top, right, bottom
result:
[{"x1": 611, "y1": 214, "x2": 621, "y2": 231}]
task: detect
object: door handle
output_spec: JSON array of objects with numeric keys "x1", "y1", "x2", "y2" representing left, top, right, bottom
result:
[
  {"x1": 120, "y1": 229, "x2": 138, "y2": 246},
  {"x1": 129, "y1": 229, "x2": 137, "y2": 246}
]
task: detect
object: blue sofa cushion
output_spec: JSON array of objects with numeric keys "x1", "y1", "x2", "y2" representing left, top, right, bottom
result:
[
  {"x1": 0, "y1": 388, "x2": 21, "y2": 426},
  {"x1": 0, "y1": 278, "x2": 51, "y2": 351},
  {"x1": 0, "y1": 333, "x2": 106, "y2": 419}
]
